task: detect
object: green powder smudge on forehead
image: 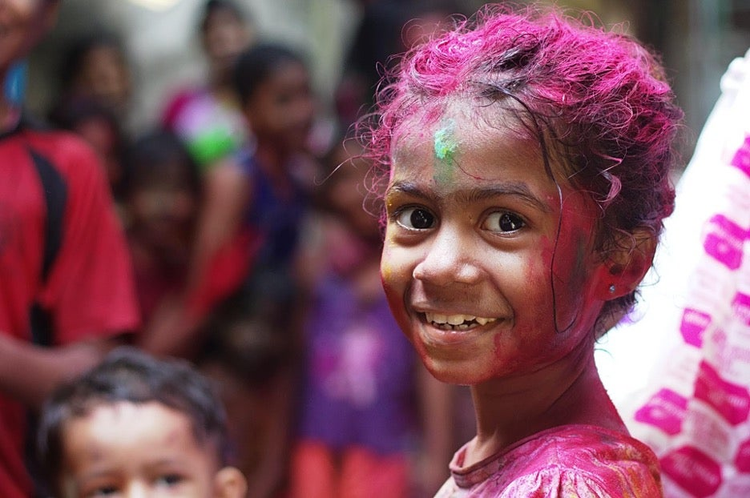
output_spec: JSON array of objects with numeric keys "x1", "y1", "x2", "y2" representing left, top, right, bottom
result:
[{"x1": 433, "y1": 119, "x2": 457, "y2": 184}]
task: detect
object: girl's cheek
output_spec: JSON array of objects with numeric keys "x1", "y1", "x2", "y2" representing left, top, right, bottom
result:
[
  {"x1": 527, "y1": 237, "x2": 554, "y2": 298},
  {"x1": 380, "y1": 259, "x2": 393, "y2": 287},
  {"x1": 380, "y1": 241, "x2": 403, "y2": 294}
]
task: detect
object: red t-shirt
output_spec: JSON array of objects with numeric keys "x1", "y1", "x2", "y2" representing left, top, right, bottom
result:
[{"x1": 0, "y1": 123, "x2": 140, "y2": 498}]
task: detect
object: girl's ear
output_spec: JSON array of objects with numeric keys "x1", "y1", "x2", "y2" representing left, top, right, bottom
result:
[
  {"x1": 214, "y1": 466, "x2": 247, "y2": 498},
  {"x1": 596, "y1": 228, "x2": 657, "y2": 300}
]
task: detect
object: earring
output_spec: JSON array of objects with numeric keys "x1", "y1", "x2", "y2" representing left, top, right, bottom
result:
[{"x1": 609, "y1": 284, "x2": 616, "y2": 294}]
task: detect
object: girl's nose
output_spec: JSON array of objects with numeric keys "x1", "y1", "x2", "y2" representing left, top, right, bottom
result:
[
  {"x1": 125, "y1": 482, "x2": 149, "y2": 498},
  {"x1": 412, "y1": 226, "x2": 482, "y2": 286}
]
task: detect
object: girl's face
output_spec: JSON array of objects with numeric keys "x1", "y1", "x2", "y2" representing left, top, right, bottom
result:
[
  {"x1": 381, "y1": 104, "x2": 611, "y2": 386},
  {"x1": 244, "y1": 61, "x2": 313, "y2": 153}
]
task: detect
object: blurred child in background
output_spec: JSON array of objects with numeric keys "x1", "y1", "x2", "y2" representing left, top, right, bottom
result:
[
  {"x1": 289, "y1": 138, "x2": 453, "y2": 498},
  {"x1": 198, "y1": 294, "x2": 297, "y2": 498},
  {"x1": 36, "y1": 347, "x2": 246, "y2": 498},
  {"x1": 52, "y1": 31, "x2": 133, "y2": 129},
  {"x1": 162, "y1": 0, "x2": 255, "y2": 170},
  {"x1": 141, "y1": 41, "x2": 315, "y2": 360},
  {"x1": 135, "y1": 42, "x2": 318, "y2": 496},
  {"x1": 121, "y1": 130, "x2": 201, "y2": 335}
]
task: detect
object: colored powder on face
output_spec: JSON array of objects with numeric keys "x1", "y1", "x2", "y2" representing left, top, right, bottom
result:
[
  {"x1": 380, "y1": 261, "x2": 391, "y2": 282},
  {"x1": 433, "y1": 119, "x2": 458, "y2": 184}
]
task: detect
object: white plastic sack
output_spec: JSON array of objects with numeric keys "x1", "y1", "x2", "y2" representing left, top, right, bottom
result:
[{"x1": 595, "y1": 48, "x2": 750, "y2": 497}]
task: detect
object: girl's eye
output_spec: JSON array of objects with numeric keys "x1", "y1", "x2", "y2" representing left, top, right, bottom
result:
[
  {"x1": 155, "y1": 474, "x2": 183, "y2": 487},
  {"x1": 483, "y1": 211, "x2": 525, "y2": 232},
  {"x1": 88, "y1": 485, "x2": 119, "y2": 497},
  {"x1": 395, "y1": 207, "x2": 436, "y2": 230}
]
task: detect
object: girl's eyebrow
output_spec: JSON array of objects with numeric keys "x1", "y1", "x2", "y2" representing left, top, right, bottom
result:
[
  {"x1": 385, "y1": 181, "x2": 436, "y2": 202},
  {"x1": 386, "y1": 181, "x2": 550, "y2": 213},
  {"x1": 455, "y1": 184, "x2": 551, "y2": 213}
]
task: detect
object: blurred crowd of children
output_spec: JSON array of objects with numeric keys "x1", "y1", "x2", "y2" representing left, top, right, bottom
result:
[{"x1": 15, "y1": 1, "x2": 473, "y2": 497}]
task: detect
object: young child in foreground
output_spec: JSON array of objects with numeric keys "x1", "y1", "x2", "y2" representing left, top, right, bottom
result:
[
  {"x1": 367, "y1": 4, "x2": 682, "y2": 497},
  {"x1": 36, "y1": 348, "x2": 247, "y2": 498}
]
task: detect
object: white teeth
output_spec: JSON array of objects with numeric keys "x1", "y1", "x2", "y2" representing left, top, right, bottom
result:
[
  {"x1": 424, "y1": 313, "x2": 496, "y2": 328},
  {"x1": 447, "y1": 314, "x2": 469, "y2": 325}
]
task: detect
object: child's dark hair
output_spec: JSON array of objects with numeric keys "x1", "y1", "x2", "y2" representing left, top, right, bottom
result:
[
  {"x1": 233, "y1": 43, "x2": 306, "y2": 106},
  {"x1": 200, "y1": 0, "x2": 248, "y2": 33},
  {"x1": 365, "y1": 4, "x2": 683, "y2": 328},
  {"x1": 37, "y1": 348, "x2": 229, "y2": 485},
  {"x1": 120, "y1": 129, "x2": 201, "y2": 200}
]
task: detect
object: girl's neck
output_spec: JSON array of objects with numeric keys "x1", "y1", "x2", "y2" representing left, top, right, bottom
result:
[{"x1": 466, "y1": 340, "x2": 625, "y2": 466}]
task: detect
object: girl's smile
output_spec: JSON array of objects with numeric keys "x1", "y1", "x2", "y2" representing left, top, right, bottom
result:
[{"x1": 381, "y1": 103, "x2": 610, "y2": 386}]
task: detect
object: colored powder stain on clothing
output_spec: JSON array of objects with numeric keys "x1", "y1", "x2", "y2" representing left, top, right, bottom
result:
[
  {"x1": 433, "y1": 119, "x2": 458, "y2": 184},
  {"x1": 435, "y1": 424, "x2": 663, "y2": 497}
]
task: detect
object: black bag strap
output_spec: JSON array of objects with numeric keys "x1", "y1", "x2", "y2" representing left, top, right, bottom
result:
[
  {"x1": 28, "y1": 147, "x2": 67, "y2": 347},
  {"x1": 29, "y1": 148, "x2": 66, "y2": 284}
]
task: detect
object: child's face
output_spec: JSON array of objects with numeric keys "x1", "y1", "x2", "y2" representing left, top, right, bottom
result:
[
  {"x1": 202, "y1": 8, "x2": 251, "y2": 73},
  {"x1": 76, "y1": 44, "x2": 131, "y2": 111},
  {"x1": 381, "y1": 104, "x2": 610, "y2": 386},
  {"x1": 244, "y1": 61, "x2": 314, "y2": 153},
  {"x1": 58, "y1": 401, "x2": 242, "y2": 498},
  {"x1": 0, "y1": 0, "x2": 56, "y2": 70},
  {"x1": 128, "y1": 161, "x2": 197, "y2": 253}
]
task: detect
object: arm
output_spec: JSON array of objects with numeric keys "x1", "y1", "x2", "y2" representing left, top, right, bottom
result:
[
  {"x1": 187, "y1": 159, "x2": 249, "y2": 295},
  {"x1": 0, "y1": 333, "x2": 124, "y2": 409},
  {"x1": 138, "y1": 159, "x2": 249, "y2": 358}
]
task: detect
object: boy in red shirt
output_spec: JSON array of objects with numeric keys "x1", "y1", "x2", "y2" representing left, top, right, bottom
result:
[{"x1": 0, "y1": 1, "x2": 140, "y2": 496}]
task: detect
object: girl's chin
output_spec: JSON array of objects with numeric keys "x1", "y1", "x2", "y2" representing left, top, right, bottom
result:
[{"x1": 421, "y1": 356, "x2": 495, "y2": 386}]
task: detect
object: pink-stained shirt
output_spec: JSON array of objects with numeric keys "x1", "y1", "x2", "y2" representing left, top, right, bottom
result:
[{"x1": 436, "y1": 424, "x2": 663, "y2": 497}]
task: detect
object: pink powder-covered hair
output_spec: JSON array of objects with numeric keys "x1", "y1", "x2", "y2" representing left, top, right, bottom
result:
[{"x1": 364, "y1": 3, "x2": 683, "y2": 326}]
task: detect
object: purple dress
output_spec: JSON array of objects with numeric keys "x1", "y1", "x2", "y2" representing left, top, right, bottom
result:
[{"x1": 297, "y1": 274, "x2": 417, "y2": 455}]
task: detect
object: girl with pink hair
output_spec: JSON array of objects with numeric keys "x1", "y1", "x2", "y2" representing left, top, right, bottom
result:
[{"x1": 367, "y1": 4, "x2": 682, "y2": 496}]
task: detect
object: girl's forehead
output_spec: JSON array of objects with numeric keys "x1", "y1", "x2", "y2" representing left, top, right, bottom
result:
[{"x1": 391, "y1": 103, "x2": 545, "y2": 174}]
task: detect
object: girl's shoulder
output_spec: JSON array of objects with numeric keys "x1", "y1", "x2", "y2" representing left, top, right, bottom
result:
[{"x1": 443, "y1": 425, "x2": 662, "y2": 497}]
